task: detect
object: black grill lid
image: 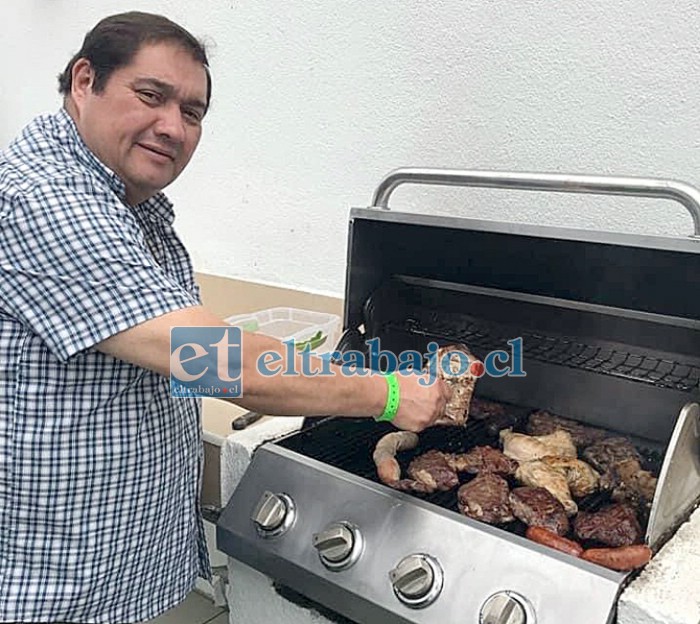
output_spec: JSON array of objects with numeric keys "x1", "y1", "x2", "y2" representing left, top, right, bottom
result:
[{"x1": 341, "y1": 170, "x2": 700, "y2": 442}]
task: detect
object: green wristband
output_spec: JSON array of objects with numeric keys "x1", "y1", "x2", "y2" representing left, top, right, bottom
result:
[{"x1": 376, "y1": 372, "x2": 400, "y2": 422}]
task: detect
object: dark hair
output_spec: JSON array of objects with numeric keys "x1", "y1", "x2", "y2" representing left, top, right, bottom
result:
[{"x1": 58, "y1": 11, "x2": 211, "y2": 110}]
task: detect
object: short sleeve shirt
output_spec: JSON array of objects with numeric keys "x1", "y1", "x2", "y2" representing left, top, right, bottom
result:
[{"x1": 0, "y1": 109, "x2": 210, "y2": 623}]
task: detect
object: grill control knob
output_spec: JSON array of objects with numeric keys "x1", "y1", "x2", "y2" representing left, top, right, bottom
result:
[
  {"x1": 251, "y1": 491, "x2": 296, "y2": 537},
  {"x1": 312, "y1": 521, "x2": 363, "y2": 570},
  {"x1": 480, "y1": 591, "x2": 530, "y2": 624},
  {"x1": 389, "y1": 554, "x2": 443, "y2": 608}
]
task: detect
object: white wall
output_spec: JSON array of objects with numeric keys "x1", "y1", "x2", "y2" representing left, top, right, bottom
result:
[{"x1": 3, "y1": 1, "x2": 700, "y2": 297}]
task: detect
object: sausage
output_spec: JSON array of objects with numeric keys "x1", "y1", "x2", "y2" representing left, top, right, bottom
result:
[
  {"x1": 373, "y1": 432, "x2": 419, "y2": 485},
  {"x1": 526, "y1": 526, "x2": 584, "y2": 558},
  {"x1": 581, "y1": 545, "x2": 652, "y2": 571}
]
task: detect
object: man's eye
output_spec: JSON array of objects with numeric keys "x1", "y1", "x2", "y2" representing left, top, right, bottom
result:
[
  {"x1": 183, "y1": 109, "x2": 202, "y2": 123},
  {"x1": 138, "y1": 90, "x2": 161, "y2": 103}
]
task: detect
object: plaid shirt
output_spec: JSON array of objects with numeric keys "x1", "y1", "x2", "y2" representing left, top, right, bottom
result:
[{"x1": 0, "y1": 109, "x2": 210, "y2": 623}]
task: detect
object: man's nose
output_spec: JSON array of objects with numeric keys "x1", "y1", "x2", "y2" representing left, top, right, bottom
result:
[{"x1": 154, "y1": 102, "x2": 186, "y2": 144}]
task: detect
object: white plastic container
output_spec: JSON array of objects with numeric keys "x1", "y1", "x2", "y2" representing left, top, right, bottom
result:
[{"x1": 224, "y1": 307, "x2": 341, "y2": 355}]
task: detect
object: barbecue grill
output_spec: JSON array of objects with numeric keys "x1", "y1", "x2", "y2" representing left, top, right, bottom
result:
[{"x1": 217, "y1": 169, "x2": 700, "y2": 624}]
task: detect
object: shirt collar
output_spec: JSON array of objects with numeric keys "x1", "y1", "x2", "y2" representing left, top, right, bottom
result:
[{"x1": 55, "y1": 108, "x2": 176, "y2": 225}]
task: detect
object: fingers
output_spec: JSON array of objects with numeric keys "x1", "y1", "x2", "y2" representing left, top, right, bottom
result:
[
  {"x1": 391, "y1": 374, "x2": 450, "y2": 432},
  {"x1": 440, "y1": 379, "x2": 452, "y2": 402}
]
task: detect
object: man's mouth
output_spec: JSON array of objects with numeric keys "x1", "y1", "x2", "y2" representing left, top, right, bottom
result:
[{"x1": 137, "y1": 143, "x2": 176, "y2": 161}]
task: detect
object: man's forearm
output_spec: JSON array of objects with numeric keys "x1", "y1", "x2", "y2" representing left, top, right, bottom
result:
[
  {"x1": 97, "y1": 305, "x2": 384, "y2": 417},
  {"x1": 96, "y1": 304, "x2": 448, "y2": 431},
  {"x1": 228, "y1": 330, "x2": 387, "y2": 417}
]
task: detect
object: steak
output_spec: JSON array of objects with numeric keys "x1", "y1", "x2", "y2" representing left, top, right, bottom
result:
[
  {"x1": 448, "y1": 446, "x2": 518, "y2": 476},
  {"x1": 573, "y1": 503, "x2": 643, "y2": 547},
  {"x1": 395, "y1": 449, "x2": 459, "y2": 493},
  {"x1": 457, "y1": 473, "x2": 514, "y2": 524},
  {"x1": 583, "y1": 437, "x2": 642, "y2": 473},
  {"x1": 509, "y1": 487, "x2": 570, "y2": 536},
  {"x1": 527, "y1": 410, "x2": 607, "y2": 448},
  {"x1": 470, "y1": 397, "x2": 509, "y2": 420}
]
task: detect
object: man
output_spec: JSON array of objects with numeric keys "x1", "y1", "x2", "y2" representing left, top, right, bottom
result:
[{"x1": 0, "y1": 12, "x2": 449, "y2": 623}]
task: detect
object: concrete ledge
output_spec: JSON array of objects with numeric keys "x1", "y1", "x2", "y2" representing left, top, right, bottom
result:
[{"x1": 618, "y1": 505, "x2": 700, "y2": 624}]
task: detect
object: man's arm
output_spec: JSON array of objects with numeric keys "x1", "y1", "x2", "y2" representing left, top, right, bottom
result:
[{"x1": 96, "y1": 306, "x2": 450, "y2": 432}]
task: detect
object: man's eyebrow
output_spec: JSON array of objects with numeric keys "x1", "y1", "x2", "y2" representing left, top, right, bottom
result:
[{"x1": 132, "y1": 77, "x2": 207, "y2": 112}]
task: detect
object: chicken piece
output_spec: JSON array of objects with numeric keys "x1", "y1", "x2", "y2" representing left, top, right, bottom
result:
[
  {"x1": 527, "y1": 410, "x2": 607, "y2": 448},
  {"x1": 582, "y1": 437, "x2": 641, "y2": 473},
  {"x1": 431, "y1": 344, "x2": 480, "y2": 426},
  {"x1": 515, "y1": 460, "x2": 578, "y2": 516},
  {"x1": 373, "y1": 431, "x2": 419, "y2": 487},
  {"x1": 573, "y1": 503, "x2": 643, "y2": 547},
  {"x1": 509, "y1": 487, "x2": 570, "y2": 536},
  {"x1": 395, "y1": 450, "x2": 459, "y2": 493},
  {"x1": 457, "y1": 473, "x2": 514, "y2": 524},
  {"x1": 447, "y1": 446, "x2": 518, "y2": 477},
  {"x1": 540, "y1": 456, "x2": 600, "y2": 498},
  {"x1": 600, "y1": 458, "x2": 658, "y2": 511},
  {"x1": 500, "y1": 428, "x2": 577, "y2": 463}
]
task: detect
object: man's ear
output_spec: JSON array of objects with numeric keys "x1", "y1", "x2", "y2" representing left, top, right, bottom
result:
[{"x1": 70, "y1": 58, "x2": 95, "y2": 112}]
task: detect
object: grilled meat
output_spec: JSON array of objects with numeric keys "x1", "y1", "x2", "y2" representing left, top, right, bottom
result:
[
  {"x1": 527, "y1": 410, "x2": 607, "y2": 448},
  {"x1": 573, "y1": 503, "x2": 643, "y2": 547},
  {"x1": 582, "y1": 545, "x2": 652, "y2": 571},
  {"x1": 484, "y1": 412, "x2": 521, "y2": 438},
  {"x1": 470, "y1": 397, "x2": 509, "y2": 420},
  {"x1": 515, "y1": 460, "x2": 578, "y2": 516},
  {"x1": 457, "y1": 473, "x2": 514, "y2": 524},
  {"x1": 540, "y1": 456, "x2": 600, "y2": 498},
  {"x1": 471, "y1": 398, "x2": 521, "y2": 436},
  {"x1": 500, "y1": 429, "x2": 577, "y2": 463},
  {"x1": 432, "y1": 344, "x2": 480, "y2": 426},
  {"x1": 396, "y1": 450, "x2": 459, "y2": 492},
  {"x1": 448, "y1": 446, "x2": 518, "y2": 476},
  {"x1": 526, "y1": 526, "x2": 583, "y2": 557},
  {"x1": 600, "y1": 458, "x2": 658, "y2": 511},
  {"x1": 509, "y1": 486, "x2": 570, "y2": 536},
  {"x1": 582, "y1": 437, "x2": 641, "y2": 473}
]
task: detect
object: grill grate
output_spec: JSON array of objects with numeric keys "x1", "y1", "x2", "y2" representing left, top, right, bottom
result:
[
  {"x1": 389, "y1": 311, "x2": 700, "y2": 392},
  {"x1": 279, "y1": 413, "x2": 660, "y2": 537}
]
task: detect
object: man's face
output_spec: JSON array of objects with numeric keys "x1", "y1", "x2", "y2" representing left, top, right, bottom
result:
[{"x1": 70, "y1": 42, "x2": 208, "y2": 205}]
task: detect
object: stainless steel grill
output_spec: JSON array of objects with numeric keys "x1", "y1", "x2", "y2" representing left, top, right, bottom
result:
[{"x1": 218, "y1": 169, "x2": 700, "y2": 624}]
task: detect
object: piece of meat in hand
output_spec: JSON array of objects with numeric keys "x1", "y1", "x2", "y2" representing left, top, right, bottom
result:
[
  {"x1": 582, "y1": 437, "x2": 641, "y2": 473},
  {"x1": 500, "y1": 429, "x2": 577, "y2": 463},
  {"x1": 509, "y1": 486, "x2": 570, "y2": 536},
  {"x1": 458, "y1": 473, "x2": 514, "y2": 524},
  {"x1": 527, "y1": 410, "x2": 607, "y2": 448},
  {"x1": 395, "y1": 450, "x2": 459, "y2": 493},
  {"x1": 431, "y1": 344, "x2": 480, "y2": 426},
  {"x1": 448, "y1": 446, "x2": 518, "y2": 477},
  {"x1": 573, "y1": 503, "x2": 643, "y2": 547}
]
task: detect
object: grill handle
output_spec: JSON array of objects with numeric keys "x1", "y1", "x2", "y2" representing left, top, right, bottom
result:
[{"x1": 370, "y1": 168, "x2": 700, "y2": 236}]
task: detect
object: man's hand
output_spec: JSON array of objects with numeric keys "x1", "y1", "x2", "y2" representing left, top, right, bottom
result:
[{"x1": 391, "y1": 373, "x2": 451, "y2": 432}]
